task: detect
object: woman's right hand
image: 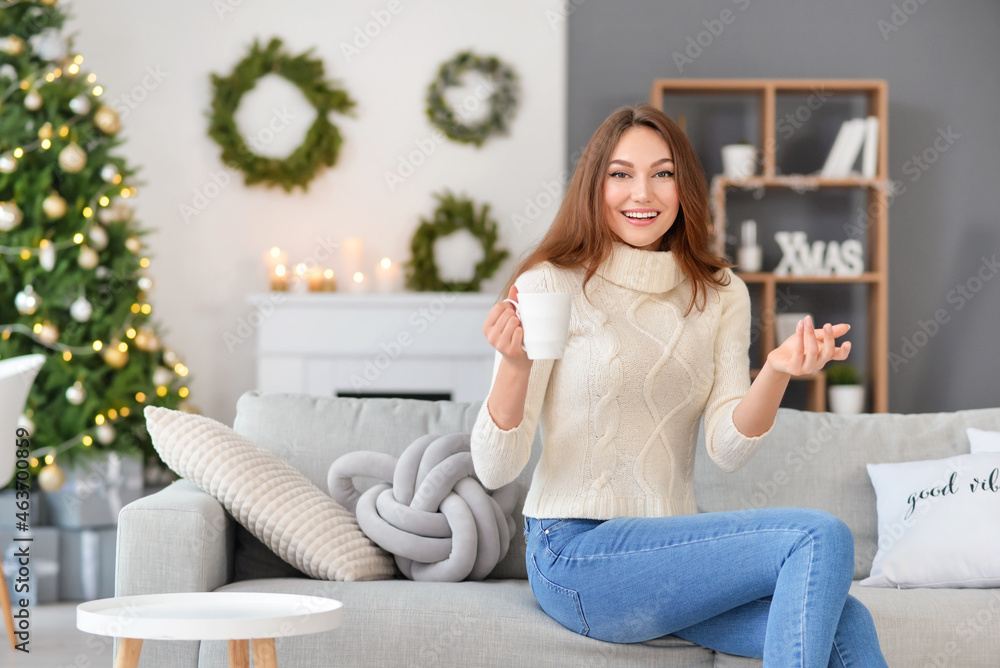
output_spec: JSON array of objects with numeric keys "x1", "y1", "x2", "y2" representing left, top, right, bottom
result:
[{"x1": 483, "y1": 286, "x2": 532, "y2": 370}]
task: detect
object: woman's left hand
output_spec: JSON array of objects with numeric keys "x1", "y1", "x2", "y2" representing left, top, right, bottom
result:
[{"x1": 766, "y1": 315, "x2": 851, "y2": 376}]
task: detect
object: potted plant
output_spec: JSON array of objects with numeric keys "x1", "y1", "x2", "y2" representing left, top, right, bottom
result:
[{"x1": 826, "y1": 362, "x2": 865, "y2": 414}]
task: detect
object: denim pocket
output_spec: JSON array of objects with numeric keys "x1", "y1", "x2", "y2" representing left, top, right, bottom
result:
[{"x1": 526, "y1": 553, "x2": 590, "y2": 636}]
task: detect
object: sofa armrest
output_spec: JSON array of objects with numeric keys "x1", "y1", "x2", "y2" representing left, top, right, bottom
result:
[{"x1": 115, "y1": 479, "x2": 235, "y2": 596}]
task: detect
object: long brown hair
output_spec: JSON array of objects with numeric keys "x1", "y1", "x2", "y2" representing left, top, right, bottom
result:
[{"x1": 503, "y1": 104, "x2": 730, "y2": 314}]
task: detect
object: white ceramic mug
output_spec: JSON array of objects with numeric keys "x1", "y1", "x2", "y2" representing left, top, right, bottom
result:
[{"x1": 503, "y1": 293, "x2": 571, "y2": 360}]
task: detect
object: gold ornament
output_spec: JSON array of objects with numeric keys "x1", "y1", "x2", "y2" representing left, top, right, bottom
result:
[
  {"x1": 38, "y1": 122, "x2": 54, "y2": 140},
  {"x1": 93, "y1": 105, "x2": 121, "y2": 134},
  {"x1": 133, "y1": 326, "x2": 160, "y2": 352},
  {"x1": 77, "y1": 244, "x2": 99, "y2": 269},
  {"x1": 96, "y1": 423, "x2": 116, "y2": 445},
  {"x1": 58, "y1": 142, "x2": 87, "y2": 173},
  {"x1": 0, "y1": 152, "x2": 17, "y2": 174},
  {"x1": 0, "y1": 201, "x2": 23, "y2": 231},
  {"x1": 40, "y1": 0, "x2": 59, "y2": 5},
  {"x1": 38, "y1": 463, "x2": 66, "y2": 492},
  {"x1": 37, "y1": 321, "x2": 59, "y2": 345},
  {"x1": 178, "y1": 401, "x2": 200, "y2": 415},
  {"x1": 125, "y1": 237, "x2": 142, "y2": 253},
  {"x1": 3, "y1": 36, "x2": 25, "y2": 57},
  {"x1": 162, "y1": 348, "x2": 179, "y2": 366},
  {"x1": 23, "y1": 89, "x2": 42, "y2": 110},
  {"x1": 42, "y1": 192, "x2": 67, "y2": 219},
  {"x1": 102, "y1": 341, "x2": 129, "y2": 369}
]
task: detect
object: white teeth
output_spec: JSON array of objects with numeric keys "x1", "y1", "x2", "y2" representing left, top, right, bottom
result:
[{"x1": 623, "y1": 211, "x2": 657, "y2": 219}]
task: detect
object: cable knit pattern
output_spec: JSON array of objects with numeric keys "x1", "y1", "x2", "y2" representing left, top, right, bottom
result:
[{"x1": 470, "y1": 243, "x2": 773, "y2": 520}]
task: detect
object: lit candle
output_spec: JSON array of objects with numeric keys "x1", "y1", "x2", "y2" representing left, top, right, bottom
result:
[
  {"x1": 322, "y1": 268, "x2": 337, "y2": 292},
  {"x1": 307, "y1": 266, "x2": 324, "y2": 292},
  {"x1": 349, "y1": 271, "x2": 368, "y2": 294},
  {"x1": 341, "y1": 237, "x2": 364, "y2": 281},
  {"x1": 264, "y1": 246, "x2": 288, "y2": 270},
  {"x1": 374, "y1": 257, "x2": 400, "y2": 293},
  {"x1": 270, "y1": 264, "x2": 288, "y2": 291},
  {"x1": 291, "y1": 263, "x2": 309, "y2": 293}
]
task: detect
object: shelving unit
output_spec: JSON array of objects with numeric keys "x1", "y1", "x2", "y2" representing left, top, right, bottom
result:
[{"x1": 650, "y1": 79, "x2": 889, "y2": 413}]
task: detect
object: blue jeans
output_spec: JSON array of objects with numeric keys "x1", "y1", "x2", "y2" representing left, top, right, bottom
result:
[{"x1": 524, "y1": 508, "x2": 887, "y2": 668}]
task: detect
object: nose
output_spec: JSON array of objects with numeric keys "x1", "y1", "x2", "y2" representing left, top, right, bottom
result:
[{"x1": 631, "y1": 177, "x2": 652, "y2": 203}]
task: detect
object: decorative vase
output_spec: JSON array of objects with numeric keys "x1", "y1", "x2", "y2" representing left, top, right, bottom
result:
[
  {"x1": 829, "y1": 385, "x2": 865, "y2": 415},
  {"x1": 721, "y1": 144, "x2": 757, "y2": 179}
]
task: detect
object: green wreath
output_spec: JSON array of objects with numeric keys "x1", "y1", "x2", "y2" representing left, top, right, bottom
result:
[
  {"x1": 426, "y1": 51, "x2": 519, "y2": 148},
  {"x1": 405, "y1": 192, "x2": 509, "y2": 292},
  {"x1": 208, "y1": 37, "x2": 354, "y2": 193}
]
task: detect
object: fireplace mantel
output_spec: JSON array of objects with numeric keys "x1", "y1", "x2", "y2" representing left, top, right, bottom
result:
[{"x1": 248, "y1": 292, "x2": 498, "y2": 402}]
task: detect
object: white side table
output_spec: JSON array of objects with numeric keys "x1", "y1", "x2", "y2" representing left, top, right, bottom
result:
[{"x1": 77, "y1": 591, "x2": 343, "y2": 668}]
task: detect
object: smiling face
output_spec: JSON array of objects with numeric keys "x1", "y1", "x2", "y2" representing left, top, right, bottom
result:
[{"x1": 602, "y1": 125, "x2": 680, "y2": 251}]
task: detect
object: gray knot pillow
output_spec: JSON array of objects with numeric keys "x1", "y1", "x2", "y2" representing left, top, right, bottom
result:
[{"x1": 327, "y1": 433, "x2": 518, "y2": 582}]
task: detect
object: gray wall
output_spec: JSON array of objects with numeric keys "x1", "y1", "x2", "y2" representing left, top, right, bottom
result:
[{"x1": 567, "y1": 0, "x2": 1000, "y2": 413}]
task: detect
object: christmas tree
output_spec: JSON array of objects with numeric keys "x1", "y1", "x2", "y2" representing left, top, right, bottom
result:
[{"x1": 0, "y1": 0, "x2": 190, "y2": 490}]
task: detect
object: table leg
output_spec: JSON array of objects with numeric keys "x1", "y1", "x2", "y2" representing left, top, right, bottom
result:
[
  {"x1": 252, "y1": 637, "x2": 278, "y2": 668},
  {"x1": 228, "y1": 638, "x2": 250, "y2": 668},
  {"x1": 0, "y1": 567, "x2": 16, "y2": 649},
  {"x1": 114, "y1": 638, "x2": 143, "y2": 668}
]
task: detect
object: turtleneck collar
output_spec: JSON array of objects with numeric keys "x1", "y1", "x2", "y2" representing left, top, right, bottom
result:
[{"x1": 594, "y1": 242, "x2": 687, "y2": 294}]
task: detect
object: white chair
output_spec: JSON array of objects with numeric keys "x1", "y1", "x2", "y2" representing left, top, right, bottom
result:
[{"x1": 0, "y1": 354, "x2": 46, "y2": 649}]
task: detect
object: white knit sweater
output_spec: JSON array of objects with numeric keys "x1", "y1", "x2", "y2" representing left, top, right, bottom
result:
[{"x1": 470, "y1": 242, "x2": 772, "y2": 520}]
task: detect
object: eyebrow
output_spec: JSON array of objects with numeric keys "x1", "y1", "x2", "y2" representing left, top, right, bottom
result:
[{"x1": 609, "y1": 158, "x2": 674, "y2": 167}]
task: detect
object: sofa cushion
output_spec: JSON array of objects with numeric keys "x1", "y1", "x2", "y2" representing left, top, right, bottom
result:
[
  {"x1": 968, "y1": 427, "x2": 1000, "y2": 453},
  {"x1": 231, "y1": 391, "x2": 543, "y2": 580},
  {"x1": 862, "y1": 452, "x2": 1000, "y2": 588},
  {"x1": 212, "y1": 578, "x2": 714, "y2": 667},
  {"x1": 694, "y1": 406, "x2": 1000, "y2": 579},
  {"x1": 145, "y1": 406, "x2": 396, "y2": 582}
]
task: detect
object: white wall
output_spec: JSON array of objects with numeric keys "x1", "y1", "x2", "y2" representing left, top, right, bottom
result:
[{"x1": 65, "y1": 0, "x2": 568, "y2": 425}]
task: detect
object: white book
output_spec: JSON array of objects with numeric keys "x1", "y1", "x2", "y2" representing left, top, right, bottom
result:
[
  {"x1": 861, "y1": 116, "x2": 879, "y2": 178},
  {"x1": 832, "y1": 118, "x2": 867, "y2": 177},
  {"x1": 820, "y1": 120, "x2": 853, "y2": 177}
]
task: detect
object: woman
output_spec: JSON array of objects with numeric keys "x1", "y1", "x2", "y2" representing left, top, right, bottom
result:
[{"x1": 470, "y1": 104, "x2": 887, "y2": 667}]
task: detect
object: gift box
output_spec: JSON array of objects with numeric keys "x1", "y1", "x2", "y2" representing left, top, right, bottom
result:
[
  {"x1": 44, "y1": 451, "x2": 143, "y2": 528},
  {"x1": 1, "y1": 525, "x2": 59, "y2": 606},
  {"x1": 58, "y1": 526, "x2": 116, "y2": 601},
  {"x1": 0, "y1": 489, "x2": 49, "y2": 527}
]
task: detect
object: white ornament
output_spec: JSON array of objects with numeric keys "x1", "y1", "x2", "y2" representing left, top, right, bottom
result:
[
  {"x1": 24, "y1": 89, "x2": 43, "y2": 111},
  {"x1": 66, "y1": 381, "x2": 86, "y2": 405},
  {"x1": 96, "y1": 423, "x2": 116, "y2": 445},
  {"x1": 0, "y1": 201, "x2": 24, "y2": 231},
  {"x1": 774, "y1": 232, "x2": 865, "y2": 277},
  {"x1": 0, "y1": 64, "x2": 17, "y2": 82},
  {"x1": 153, "y1": 366, "x2": 174, "y2": 386},
  {"x1": 78, "y1": 245, "x2": 99, "y2": 269},
  {"x1": 29, "y1": 29, "x2": 66, "y2": 61},
  {"x1": 17, "y1": 414, "x2": 35, "y2": 437},
  {"x1": 37, "y1": 322, "x2": 59, "y2": 345},
  {"x1": 58, "y1": 142, "x2": 87, "y2": 173},
  {"x1": 125, "y1": 237, "x2": 142, "y2": 254},
  {"x1": 70, "y1": 295, "x2": 93, "y2": 322},
  {"x1": 69, "y1": 93, "x2": 92, "y2": 115},
  {"x1": 15, "y1": 285, "x2": 40, "y2": 315},
  {"x1": 100, "y1": 164, "x2": 120, "y2": 182},
  {"x1": 0, "y1": 152, "x2": 17, "y2": 174},
  {"x1": 88, "y1": 225, "x2": 109, "y2": 250},
  {"x1": 95, "y1": 266, "x2": 111, "y2": 280},
  {"x1": 138, "y1": 276, "x2": 153, "y2": 291},
  {"x1": 39, "y1": 243, "x2": 56, "y2": 271}
]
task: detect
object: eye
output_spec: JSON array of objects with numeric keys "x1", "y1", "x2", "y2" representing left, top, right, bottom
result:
[
  {"x1": 609, "y1": 171, "x2": 629, "y2": 178},
  {"x1": 656, "y1": 170, "x2": 675, "y2": 178}
]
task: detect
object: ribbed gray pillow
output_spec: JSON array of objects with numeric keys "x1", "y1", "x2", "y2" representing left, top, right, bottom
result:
[{"x1": 145, "y1": 406, "x2": 395, "y2": 582}]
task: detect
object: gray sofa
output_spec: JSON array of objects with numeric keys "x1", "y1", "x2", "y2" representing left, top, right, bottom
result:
[{"x1": 116, "y1": 391, "x2": 1000, "y2": 667}]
